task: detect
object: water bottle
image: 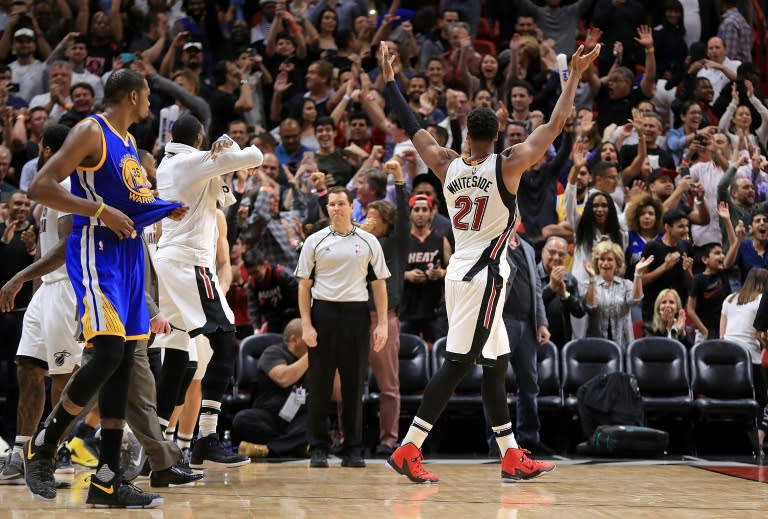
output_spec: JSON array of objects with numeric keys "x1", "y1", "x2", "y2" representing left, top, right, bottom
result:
[
  {"x1": 557, "y1": 53, "x2": 569, "y2": 92},
  {"x1": 222, "y1": 430, "x2": 232, "y2": 451}
]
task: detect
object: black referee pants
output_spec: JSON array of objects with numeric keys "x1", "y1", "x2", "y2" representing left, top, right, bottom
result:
[{"x1": 307, "y1": 300, "x2": 370, "y2": 455}]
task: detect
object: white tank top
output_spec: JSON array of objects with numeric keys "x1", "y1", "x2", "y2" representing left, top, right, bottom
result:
[
  {"x1": 40, "y1": 177, "x2": 71, "y2": 284},
  {"x1": 443, "y1": 154, "x2": 517, "y2": 281}
]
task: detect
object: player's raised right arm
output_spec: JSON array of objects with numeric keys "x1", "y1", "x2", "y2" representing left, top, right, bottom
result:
[{"x1": 379, "y1": 43, "x2": 457, "y2": 183}]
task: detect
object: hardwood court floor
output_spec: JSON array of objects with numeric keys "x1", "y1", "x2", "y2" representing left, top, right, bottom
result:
[{"x1": 1, "y1": 457, "x2": 766, "y2": 518}]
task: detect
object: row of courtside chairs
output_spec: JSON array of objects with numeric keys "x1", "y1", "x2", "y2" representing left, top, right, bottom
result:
[{"x1": 226, "y1": 333, "x2": 762, "y2": 455}]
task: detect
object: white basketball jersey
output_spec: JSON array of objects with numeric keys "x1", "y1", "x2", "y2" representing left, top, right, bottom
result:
[
  {"x1": 142, "y1": 221, "x2": 160, "y2": 258},
  {"x1": 443, "y1": 154, "x2": 517, "y2": 281},
  {"x1": 40, "y1": 177, "x2": 71, "y2": 284}
]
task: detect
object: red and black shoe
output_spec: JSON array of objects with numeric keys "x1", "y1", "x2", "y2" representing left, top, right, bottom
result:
[
  {"x1": 386, "y1": 443, "x2": 439, "y2": 484},
  {"x1": 501, "y1": 448, "x2": 555, "y2": 482}
]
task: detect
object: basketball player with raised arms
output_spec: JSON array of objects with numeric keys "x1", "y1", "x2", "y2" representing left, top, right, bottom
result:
[{"x1": 380, "y1": 42, "x2": 600, "y2": 483}]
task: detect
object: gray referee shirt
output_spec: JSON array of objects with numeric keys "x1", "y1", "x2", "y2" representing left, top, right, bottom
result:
[{"x1": 295, "y1": 226, "x2": 391, "y2": 302}]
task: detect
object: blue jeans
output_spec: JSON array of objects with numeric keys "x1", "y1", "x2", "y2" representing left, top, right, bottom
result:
[{"x1": 504, "y1": 318, "x2": 540, "y2": 446}]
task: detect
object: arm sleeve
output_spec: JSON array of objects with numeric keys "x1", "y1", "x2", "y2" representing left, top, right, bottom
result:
[{"x1": 382, "y1": 80, "x2": 422, "y2": 139}]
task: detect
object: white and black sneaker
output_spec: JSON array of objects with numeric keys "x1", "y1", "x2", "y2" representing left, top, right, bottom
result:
[
  {"x1": 86, "y1": 465, "x2": 163, "y2": 509},
  {"x1": 189, "y1": 434, "x2": 250, "y2": 469}
]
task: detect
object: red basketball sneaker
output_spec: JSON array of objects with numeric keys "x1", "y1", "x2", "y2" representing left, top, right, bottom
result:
[
  {"x1": 386, "y1": 443, "x2": 439, "y2": 484},
  {"x1": 501, "y1": 448, "x2": 555, "y2": 482}
]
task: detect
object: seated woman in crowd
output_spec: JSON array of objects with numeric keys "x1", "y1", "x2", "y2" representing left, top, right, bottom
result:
[
  {"x1": 645, "y1": 289, "x2": 694, "y2": 349},
  {"x1": 582, "y1": 240, "x2": 653, "y2": 350}
]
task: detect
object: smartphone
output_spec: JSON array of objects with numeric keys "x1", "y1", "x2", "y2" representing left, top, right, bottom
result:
[
  {"x1": 8, "y1": 82, "x2": 20, "y2": 93},
  {"x1": 302, "y1": 151, "x2": 315, "y2": 163},
  {"x1": 119, "y1": 52, "x2": 136, "y2": 64}
]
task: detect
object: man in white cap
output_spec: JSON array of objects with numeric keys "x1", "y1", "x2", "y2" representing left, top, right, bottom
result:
[{"x1": 7, "y1": 28, "x2": 48, "y2": 102}]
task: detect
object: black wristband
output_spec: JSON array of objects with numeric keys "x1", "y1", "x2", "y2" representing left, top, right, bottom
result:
[{"x1": 383, "y1": 80, "x2": 422, "y2": 139}]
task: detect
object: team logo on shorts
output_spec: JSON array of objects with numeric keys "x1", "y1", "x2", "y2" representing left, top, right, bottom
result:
[
  {"x1": 54, "y1": 351, "x2": 72, "y2": 367},
  {"x1": 120, "y1": 154, "x2": 155, "y2": 204}
]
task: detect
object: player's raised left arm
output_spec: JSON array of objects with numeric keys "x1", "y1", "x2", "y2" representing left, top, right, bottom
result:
[{"x1": 505, "y1": 44, "x2": 601, "y2": 176}]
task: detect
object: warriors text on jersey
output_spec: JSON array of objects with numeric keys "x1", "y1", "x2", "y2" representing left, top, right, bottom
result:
[{"x1": 65, "y1": 114, "x2": 180, "y2": 340}]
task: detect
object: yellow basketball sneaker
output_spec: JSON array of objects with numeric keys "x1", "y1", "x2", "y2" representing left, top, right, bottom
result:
[{"x1": 68, "y1": 437, "x2": 99, "y2": 468}]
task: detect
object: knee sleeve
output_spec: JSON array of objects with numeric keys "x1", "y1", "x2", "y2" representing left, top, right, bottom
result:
[
  {"x1": 482, "y1": 355, "x2": 511, "y2": 427},
  {"x1": 416, "y1": 358, "x2": 473, "y2": 424},
  {"x1": 98, "y1": 340, "x2": 136, "y2": 420},
  {"x1": 176, "y1": 361, "x2": 198, "y2": 406},
  {"x1": 156, "y1": 348, "x2": 189, "y2": 420},
  {"x1": 201, "y1": 331, "x2": 237, "y2": 402},
  {"x1": 67, "y1": 335, "x2": 126, "y2": 407}
]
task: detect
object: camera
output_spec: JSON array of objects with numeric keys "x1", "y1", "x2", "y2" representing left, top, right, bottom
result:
[{"x1": 693, "y1": 134, "x2": 706, "y2": 144}]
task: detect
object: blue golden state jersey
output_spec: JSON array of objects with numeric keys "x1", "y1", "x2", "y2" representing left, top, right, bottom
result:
[{"x1": 70, "y1": 114, "x2": 181, "y2": 231}]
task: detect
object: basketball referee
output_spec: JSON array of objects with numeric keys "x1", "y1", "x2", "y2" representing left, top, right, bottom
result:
[{"x1": 295, "y1": 186, "x2": 390, "y2": 469}]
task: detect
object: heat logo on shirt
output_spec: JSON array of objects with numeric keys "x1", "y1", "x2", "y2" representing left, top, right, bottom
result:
[{"x1": 120, "y1": 155, "x2": 155, "y2": 204}]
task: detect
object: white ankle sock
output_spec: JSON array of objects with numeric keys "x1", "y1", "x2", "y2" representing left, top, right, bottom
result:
[
  {"x1": 199, "y1": 400, "x2": 222, "y2": 437},
  {"x1": 401, "y1": 417, "x2": 432, "y2": 449},
  {"x1": 178, "y1": 433, "x2": 193, "y2": 449},
  {"x1": 492, "y1": 423, "x2": 518, "y2": 455}
]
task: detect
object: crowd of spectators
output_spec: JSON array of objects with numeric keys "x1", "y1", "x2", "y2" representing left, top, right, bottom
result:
[{"x1": 2, "y1": 0, "x2": 768, "y2": 454}]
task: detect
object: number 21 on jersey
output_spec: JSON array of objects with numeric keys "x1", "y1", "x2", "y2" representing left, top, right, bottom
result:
[{"x1": 453, "y1": 196, "x2": 488, "y2": 231}]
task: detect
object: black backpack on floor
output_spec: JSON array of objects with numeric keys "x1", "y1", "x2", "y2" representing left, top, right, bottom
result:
[
  {"x1": 577, "y1": 372, "x2": 645, "y2": 437},
  {"x1": 576, "y1": 372, "x2": 669, "y2": 456}
]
